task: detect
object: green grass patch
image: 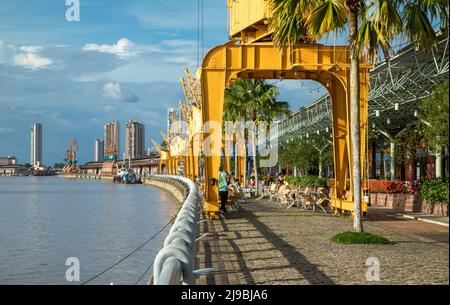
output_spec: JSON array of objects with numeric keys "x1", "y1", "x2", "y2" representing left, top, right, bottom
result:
[{"x1": 331, "y1": 231, "x2": 392, "y2": 245}]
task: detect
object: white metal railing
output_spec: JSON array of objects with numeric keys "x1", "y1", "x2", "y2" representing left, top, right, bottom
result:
[{"x1": 151, "y1": 175, "x2": 211, "y2": 285}]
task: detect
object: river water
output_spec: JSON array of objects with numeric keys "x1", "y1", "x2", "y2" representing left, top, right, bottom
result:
[{"x1": 0, "y1": 176, "x2": 179, "y2": 285}]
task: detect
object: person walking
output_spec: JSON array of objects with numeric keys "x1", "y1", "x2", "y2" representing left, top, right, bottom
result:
[{"x1": 218, "y1": 167, "x2": 229, "y2": 213}]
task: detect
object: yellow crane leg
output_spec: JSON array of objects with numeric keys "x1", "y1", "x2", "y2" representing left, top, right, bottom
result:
[
  {"x1": 224, "y1": 154, "x2": 231, "y2": 174},
  {"x1": 237, "y1": 155, "x2": 245, "y2": 186},
  {"x1": 200, "y1": 70, "x2": 226, "y2": 219}
]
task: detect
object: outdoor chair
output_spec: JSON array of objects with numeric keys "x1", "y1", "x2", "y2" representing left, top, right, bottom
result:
[
  {"x1": 268, "y1": 183, "x2": 280, "y2": 201},
  {"x1": 285, "y1": 187, "x2": 300, "y2": 209},
  {"x1": 314, "y1": 187, "x2": 330, "y2": 213},
  {"x1": 262, "y1": 183, "x2": 275, "y2": 197},
  {"x1": 227, "y1": 184, "x2": 241, "y2": 210},
  {"x1": 298, "y1": 187, "x2": 315, "y2": 211},
  {"x1": 274, "y1": 186, "x2": 292, "y2": 208},
  {"x1": 269, "y1": 184, "x2": 285, "y2": 202}
]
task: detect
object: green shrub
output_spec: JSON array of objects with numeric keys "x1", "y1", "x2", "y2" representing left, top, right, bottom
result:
[
  {"x1": 284, "y1": 176, "x2": 328, "y2": 187},
  {"x1": 420, "y1": 178, "x2": 449, "y2": 206},
  {"x1": 331, "y1": 231, "x2": 392, "y2": 245}
]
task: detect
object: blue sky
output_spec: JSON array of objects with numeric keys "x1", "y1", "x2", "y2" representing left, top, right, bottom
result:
[{"x1": 0, "y1": 0, "x2": 326, "y2": 165}]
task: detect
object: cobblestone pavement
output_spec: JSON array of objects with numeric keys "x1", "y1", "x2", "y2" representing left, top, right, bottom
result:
[{"x1": 195, "y1": 200, "x2": 449, "y2": 285}]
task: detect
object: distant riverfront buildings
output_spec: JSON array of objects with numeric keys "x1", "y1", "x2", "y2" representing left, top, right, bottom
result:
[
  {"x1": 125, "y1": 120, "x2": 145, "y2": 160},
  {"x1": 31, "y1": 123, "x2": 42, "y2": 167}
]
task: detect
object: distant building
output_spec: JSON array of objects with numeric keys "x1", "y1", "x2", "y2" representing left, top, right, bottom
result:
[
  {"x1": 0, "y1": 156, "x2": 28, "y2": 176},
  {"x1": 94, "y1": 139, "x2": 104, "y2": 162},
  {"x1": 0, "y1": 155, "x2": 17, "y2": 166},
  {"x1": 125, "y1": 120, "x2": 145, "y2": 160},
  {"x1": 104, "y1": 121, "x2": 120, "y2": 160},
  {"x1": 31, "y1": 123, "x2": 42, "y2": 167}
]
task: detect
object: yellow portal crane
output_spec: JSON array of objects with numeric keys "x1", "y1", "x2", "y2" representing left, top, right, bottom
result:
[
  {"x1": 181, "y1": 67, "x2": 202, "y2": 108},
  {"x1": 62, "y1": 139, "x2": 80, "y2": 174},
  {"x1": 198, "y1": 0, "x2": 370, "y2": 218}
]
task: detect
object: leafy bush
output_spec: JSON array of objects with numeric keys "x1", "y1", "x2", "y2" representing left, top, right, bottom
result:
[
  {"x1": 331, "y1": 231, "x2": 392, "y2": 245},
  {"x1": 420, "y1": 178, "x2": 449, "y2": 205},
  {"x1": 284, "y1": 176, "x2": 328, "y2": 187}
]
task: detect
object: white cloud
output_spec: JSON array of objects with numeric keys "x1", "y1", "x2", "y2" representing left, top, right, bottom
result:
[
  {"x1": 101, "y1": 82, "x2": 138, "y2": 103},
  {"x1": 82, "y1": 38, "x2": 166, "y2": 60},
  {"x1": 82, "y1": 38, "x2": 159, "y2": 59},
  {"x1": 77, "y1": 38, "x2": 198, "y2": 83},
  {"x1": 13, "y1": 45, "x2": 53, "y2": 70},
  {"x1": 0, "y1": 127, "x2": 14, "y2": 133},
  {"x1": 83, "y1": 38, "x2": 135, "y2": 58}
]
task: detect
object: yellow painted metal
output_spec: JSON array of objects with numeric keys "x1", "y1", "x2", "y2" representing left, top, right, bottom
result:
[
  {"x1": 227, "y1": 0, "x2": 272, "y2": 43},
  {"x1": 200, "y1": 42, "x2": 370, "y2": 216},
  {"x1": 193, "y1": 0, "x2": 372, "y2": 217},
  {"x1": 237, "y1": 155, "x2": 245, "y2": 185}
]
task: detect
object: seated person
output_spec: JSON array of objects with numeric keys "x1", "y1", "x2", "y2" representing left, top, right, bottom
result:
[{"x1": 248, "y1": 177, "x2": 256, "y2": 189}]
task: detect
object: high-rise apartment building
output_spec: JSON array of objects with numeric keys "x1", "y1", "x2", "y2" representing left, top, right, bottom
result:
[
  {"x1": 30, "y1": 123, "x2": 42, "y2": 167},
  {"x1": 125, "y1": 120, "x2": 145, "y2": 160},
  {"x1": 104, "y1": 121, "x2": 120, "y2": 160},
  {"x1": 94, "y1": 139, "x2": 104, "y2": 162}
]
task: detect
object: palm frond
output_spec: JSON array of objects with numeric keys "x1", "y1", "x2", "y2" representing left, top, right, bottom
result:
[{"x1": 306, "y1": 0, "x2": 347, "y2": 39}]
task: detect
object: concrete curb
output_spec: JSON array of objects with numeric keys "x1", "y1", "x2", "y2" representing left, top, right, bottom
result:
[{"x1": 400, "y1": 214, "x2": 449, "y2": 227}]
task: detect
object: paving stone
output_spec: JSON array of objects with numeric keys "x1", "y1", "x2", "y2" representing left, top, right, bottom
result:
[{"x1": 194, "y1": 200, "x2": 449, "y2": 285}]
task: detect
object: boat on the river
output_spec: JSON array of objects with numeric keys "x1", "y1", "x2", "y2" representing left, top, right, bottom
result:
[{"x1": 113, "y1": 162, "x2": 142, "y2": 184}]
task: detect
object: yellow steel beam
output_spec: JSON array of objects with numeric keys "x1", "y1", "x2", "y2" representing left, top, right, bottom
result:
[{"x1": 200, "y1": 43, "x2": 370, "y2": 218}]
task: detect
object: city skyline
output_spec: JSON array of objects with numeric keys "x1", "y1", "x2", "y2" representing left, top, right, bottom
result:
[{"x1": 0, "y1": 1, "x2": 326, "y2": 165}]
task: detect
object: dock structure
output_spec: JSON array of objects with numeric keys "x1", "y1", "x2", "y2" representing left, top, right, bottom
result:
[{"x1": 78, "y1": 156, "x2": 161, "y2": 177}]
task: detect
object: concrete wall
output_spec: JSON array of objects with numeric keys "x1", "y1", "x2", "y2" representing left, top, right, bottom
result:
[{"x1": 142, "y1": 178, "x2": 185, "y2": 204}]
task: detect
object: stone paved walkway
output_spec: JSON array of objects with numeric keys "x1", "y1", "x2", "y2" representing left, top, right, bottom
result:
[{"x1": 195, "y1": 200, "x2": 449, "y2": 285}]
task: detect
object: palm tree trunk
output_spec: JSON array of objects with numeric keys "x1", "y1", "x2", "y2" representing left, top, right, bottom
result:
[
  {"x1": 234, "y1": 139, "x2": 238, "y2": 180},
  {"x1": 253, "y1": 129, "x2": 258, "y2": 194},
  {"x1": 243, "y1": 117, "x2": 248, "y2": 188},
  {"x1": 348, "y1": 7, "x2": 363, "y2": 232}
]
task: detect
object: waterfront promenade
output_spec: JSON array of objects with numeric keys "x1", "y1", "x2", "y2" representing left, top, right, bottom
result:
[{"x1": 195, "y1": 200, "x2": 449, "y2": 285}]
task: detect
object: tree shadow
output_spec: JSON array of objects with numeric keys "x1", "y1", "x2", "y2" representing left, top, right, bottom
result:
[{"x1": 218, "y1": 211, "x2": 335, "y2": 285}]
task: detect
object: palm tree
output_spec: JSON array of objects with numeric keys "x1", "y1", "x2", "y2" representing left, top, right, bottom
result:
[
  {"x1": 268, "y1": 0, "x2": 447, "y2": 232},
  {"x1": 224, "y1": 79, "x2": 290, "y2": 192},
  {"x1": 223, "y1": 87, "x2": 246, "y2": 182}
]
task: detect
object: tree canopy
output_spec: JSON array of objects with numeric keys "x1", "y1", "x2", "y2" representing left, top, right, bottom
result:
[{"x1": 418, "y1": 80, "x2": 449, "y2": 151}]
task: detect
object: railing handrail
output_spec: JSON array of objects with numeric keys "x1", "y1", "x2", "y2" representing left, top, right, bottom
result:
[{"x1": 151, "y1": 175, "x2": 201, "y2": 285}]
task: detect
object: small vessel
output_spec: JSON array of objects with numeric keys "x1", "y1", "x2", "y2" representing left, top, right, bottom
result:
[{"x1": 113, "y1": 159, "x2": 142, "y2": 184}]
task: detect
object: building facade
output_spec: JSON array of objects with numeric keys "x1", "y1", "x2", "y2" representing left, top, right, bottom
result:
[
  {"x1": 94, "y1": 139, "x2": 104, "y2": 162},
  {"x1": 31, "y1": 123, "x2": 42, "y2": 167},
  {"x1": 0, "y1": 156, "x2": 17, "y2": 166},
  {"x1": 104, "y1": 121, "x2": 120, "y2": 160},
  {"x1": 125, "y1": 120, "x2": 145, "y2": 160}
]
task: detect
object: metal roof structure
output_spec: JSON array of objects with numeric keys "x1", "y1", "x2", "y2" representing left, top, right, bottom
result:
[{"x1": 273, "y1": 34, "x2": 449, "y2": 142}]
